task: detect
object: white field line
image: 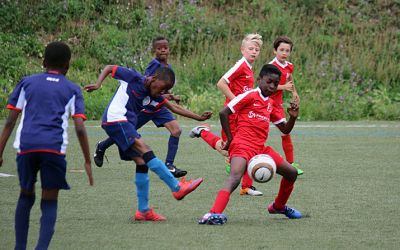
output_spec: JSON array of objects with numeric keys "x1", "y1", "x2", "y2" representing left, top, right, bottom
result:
[{"x1": 84, "y1": 123, "x2": 400, "y2": 129}]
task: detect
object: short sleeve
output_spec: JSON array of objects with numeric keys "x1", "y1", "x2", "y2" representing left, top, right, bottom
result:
[
  {"x1": 227, "y1": 91, "x2": 252, "y2": 113},
  {"x1": 71, "y1": 87, "x2": 87, "y2": 120},
  {"x1": 222, "y1": 61, "x2": 244, "y2": 84},
  {"x1": 112, "y1": 66, "x2": 142, "y2": 83},
  {"x1": 7, "y1": 78, "x2": 26, "y2": 112}
]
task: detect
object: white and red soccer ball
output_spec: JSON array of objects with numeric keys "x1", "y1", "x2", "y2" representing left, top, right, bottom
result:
[{"x1": 247, "y1": 154, "x2": 276, "y2": 183}]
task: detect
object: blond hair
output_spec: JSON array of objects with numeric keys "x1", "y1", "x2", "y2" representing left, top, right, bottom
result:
[{"x1": 242, "y1": 33, "x2": 263, "y2": 48}]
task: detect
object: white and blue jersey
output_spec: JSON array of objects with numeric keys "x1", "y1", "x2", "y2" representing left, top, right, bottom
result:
[
  {"x1": 102, "y1": 66, "x2": 167, "y2": 124},
  {"x1": 7, "y1": 72, "x2": 86, "y2": 154}
]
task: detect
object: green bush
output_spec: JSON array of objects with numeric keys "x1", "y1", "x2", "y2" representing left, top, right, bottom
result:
[{"x1": 0, "y1": 0, "x2": 399, "y2": 120}]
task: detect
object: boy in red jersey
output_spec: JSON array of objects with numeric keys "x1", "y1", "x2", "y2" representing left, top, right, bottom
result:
[
  {"x1": 269, "y1": 36, "x2": 303, "y2": 175},
  {"x1": 199, "y1": 64, "x2": 302, "y2": 225},
  {"x1": 189, "y1": 33, "x2": 263, "y2": 196}
]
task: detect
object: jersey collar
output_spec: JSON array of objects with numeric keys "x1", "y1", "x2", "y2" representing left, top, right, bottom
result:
[
  {"x1": 242, "y1": 57, "x2": 252, "y2": 69},
  {"x1": 256, "y1": 87, "x2": 269, "y2": 101},
  {"x1": 272, "y1": 57, "x2": 288, "y2": 68}
]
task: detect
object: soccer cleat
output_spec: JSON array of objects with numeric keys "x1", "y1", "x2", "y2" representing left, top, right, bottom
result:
[
  {"x1": 94, "y1": 141, "x2": 107, "y2": 167},
  {"x1": 240, "y1": 186, "x2": 263, "y2": 196},
  {"x1": 291, "y1": 162, "x2": 304, "y2": 175},
  {"x1": 134, "y1": 208, "x2": 167, "y2": 221},
  {"x1": 198, "y1": 212, "x2": 227, "y2": 225},
  {"x1": 267, "y1": 202, "x2": 302, "y2": 219},
  {"x1": 189, "y1": 124, "x2": 211, "y2": 138},
  {"x1": 172, "y1": 177, "x2": 203, "y2": 200},
  {"x1": 166, "y1": 163, "x2": 187, "y2": 178}
]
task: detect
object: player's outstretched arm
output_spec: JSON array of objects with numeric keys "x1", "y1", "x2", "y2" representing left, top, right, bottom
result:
[
  {"x1": 276, "y1": 102, "x2": 299, "y2": 135},
  {"x1": 73, "y1": 117, "x2": 94, "y2": 186},
  {"x1": 217, "y1": 78, "x2": 235, "y2": 101},
  {"x1": 164, "y1": 101, "x2": 212, "y2": 121},
  {"x1": 84, "y1": 65, "x2": 114, "y2": 92},
  {"x1": 219, "y1": 107, "x2": 233, "y2": 150},
  {"x1": 0, "y1": 110, "x2": 20, "y2": 167}
]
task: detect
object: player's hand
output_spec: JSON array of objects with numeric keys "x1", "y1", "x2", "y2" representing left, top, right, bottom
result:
[
  {"x1": 221, "y1": 139, "x2": 231, "y2": 151},
  {"x1": 291, "y1": 93, "x2": 300, "y2": 106},
  {"x1": 287, "y1": 102, "x2": 299, "y2": 118},
  {"x1": 172, "y1": 95, "x2": 181, "y2": 104},
  {"x1": 83, "y1": 84, "x2": 101, "y2": 92},
  {"x1": 284, "y1": 81, "x2": 294, "y2": 92},
  {"x1": 198, "y1": 111, "x2": 213, "y2": 121}
]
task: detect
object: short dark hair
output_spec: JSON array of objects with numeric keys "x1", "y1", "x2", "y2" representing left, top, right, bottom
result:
[
  {"x1": 154, "y1": 67, "x2": 175, "y2": 86},
  {"x1": 273, "y1": 36, "x2": 293, "y2": 51},
  {"x1": 152, "y1": 36, "x2": 168, "y2": 47},
  {"x1": 44, "y1": 42, "x2": 71, "y2": 68},
  {"x1": 259, "y1": 64, "x2": 282, "y2": 78}
]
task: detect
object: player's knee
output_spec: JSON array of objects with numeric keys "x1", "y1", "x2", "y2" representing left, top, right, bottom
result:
[
  {"x1": 229, "y1": 174, "x2": 242, "y2": 187},
  {"x1": 286, "y1": 166, "x2": 298, "y2": 182},
  {"x1": 133, "y1": 139, "x2": 151, "y2": 154},
  {"x1": 169, "y1": 127, "x2": 182, "y2": 137}
]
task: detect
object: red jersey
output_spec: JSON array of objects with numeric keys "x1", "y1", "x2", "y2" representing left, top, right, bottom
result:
[
  {"x1": 227, "y1": 88, "x2": 281, "y2": 150},
  {"x1": 269, "y1": 57, "x2": 294, "y2": 105},
  {"x1": 222, "y1": 57, "x2": 254, "y2": 106}
]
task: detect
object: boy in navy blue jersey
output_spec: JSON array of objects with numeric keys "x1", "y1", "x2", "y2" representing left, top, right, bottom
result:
[
  {"x1": 0, "y1": 42, "x2": 93, "y2": 249},
  {"x1": 93, "y1": 37, "x2": 187, "y2": 178},
  {"x1": 84, "y1": 64, "x2": 211, "y2": 221}
]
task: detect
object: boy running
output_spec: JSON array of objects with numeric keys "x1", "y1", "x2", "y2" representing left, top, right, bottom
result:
[
  {"x1": 0, "y1": 42, "x2": 93, "y2": 249},
  {"x1": 269, "y1": 36, "x2": 303, "y2": 175},
  {"x1": 93, "y1": 37, "x2": 187, "y2": 177},
  {"x1": 84, "y1": 65, "x2": 210, "y2": 221},
  {"x1": 199, "y1": 64, "x2": 302, "y2": 225}
]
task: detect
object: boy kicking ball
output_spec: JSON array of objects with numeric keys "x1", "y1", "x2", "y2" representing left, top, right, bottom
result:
[
  {"x1": 199, "y1": 64, "x2": 302, "y2": 225},
  {"x1": 85, "y1": 65, "x2": 211, "y2": 221}
]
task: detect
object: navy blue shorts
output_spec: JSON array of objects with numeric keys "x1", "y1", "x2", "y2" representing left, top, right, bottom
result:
[
  {"x1": 16, "y1": 152, "x2": 70, "y2": 191},
  {"x1": 137, "y1": 107, "x2": 175, "y2": 129},
  {"x1": 102, "y1": 122, "x2": 141, "y2": 160}
]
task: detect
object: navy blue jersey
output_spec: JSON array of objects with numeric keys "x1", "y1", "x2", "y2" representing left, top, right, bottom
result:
[
  {"x1": 144, "y1": 58, "x2": 172, "y2": 77},
  {"x1": 102, "y1": 66, "x2": 167, "y2": 124},
  {"x1": 7, "y1": 72, "x2": 86, "y2": 154}
]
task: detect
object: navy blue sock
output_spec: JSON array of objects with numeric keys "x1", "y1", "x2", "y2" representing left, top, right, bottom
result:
[
  {"x1": 15, "y1": 193, "x2": 35, "y2": 250},
  {"x1": 98, "y1": 137, "x2": 114, "y2": 151},
  {"x1": 35, "y1": 200, "x2": 58, "y2": 250},
  {"x1": 165, "y1": 136, "x2": 179, "y2": 165},
  {"x1": 143, "y1": 151, "x2": 179, "y2": 192},
  {"x1": 135, "y1": 165, "x2": 150, "y2": 212}
]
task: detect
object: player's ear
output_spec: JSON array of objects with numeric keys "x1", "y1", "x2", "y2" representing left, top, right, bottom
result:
[{"x1": 256, "y1": 76, "x2": 261, "y2": 84}]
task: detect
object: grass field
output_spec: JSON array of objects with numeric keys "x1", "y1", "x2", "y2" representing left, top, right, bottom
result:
[{"x1": 1, "y1": 120, "x2": 399, "y2": 250}]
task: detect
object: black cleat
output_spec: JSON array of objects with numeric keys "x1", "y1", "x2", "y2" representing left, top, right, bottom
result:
[
  {"x1": 166, "y1": 163, "x2": 187, "y2": 178},
  {"x1": 94, "y1": 142, "x2": 106, "y2": 167}
]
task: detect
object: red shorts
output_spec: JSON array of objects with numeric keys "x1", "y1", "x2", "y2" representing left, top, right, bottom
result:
[{"x1": 229, "y1": 142, "x2": 284, "y2": 167}]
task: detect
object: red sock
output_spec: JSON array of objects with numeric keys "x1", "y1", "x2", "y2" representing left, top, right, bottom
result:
[
  {"x1": 210, "y1": 190, "x2": 230, "y2": 214},
  {"x1": 241, "y1": 170, "x2": 253, "y2": 189},
  {"x1": 274, "y1": 178, "x2": 295, "y2": 210},
  {"x1": 200, "y1": 130, "x2": 221, "y2": 150},
  {"x1": 281, "y1": 134, "x2": 294, "y2": 163}
]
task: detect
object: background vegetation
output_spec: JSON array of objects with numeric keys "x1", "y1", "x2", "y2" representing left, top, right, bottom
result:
[{"x1": 1, "y1": 0, "x2": 399, "y2": 120}]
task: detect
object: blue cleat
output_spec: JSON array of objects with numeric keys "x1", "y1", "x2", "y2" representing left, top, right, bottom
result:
[
  {"x1": 267, "y1": 203, "x2": 302, "y2": 219},
  {"x1": 198, "y1": 212, "x2": 227, "y2": 225}
]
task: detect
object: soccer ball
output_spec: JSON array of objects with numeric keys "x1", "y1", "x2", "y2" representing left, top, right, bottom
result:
[{"x1": 247, "y1": 154, "x2": 276, "y2": 183}]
